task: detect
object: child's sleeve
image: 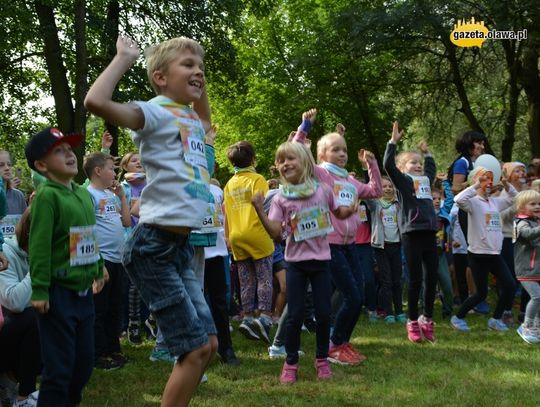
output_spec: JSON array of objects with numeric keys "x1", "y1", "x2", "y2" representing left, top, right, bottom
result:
[
  {"x1": 424, "y1": 154, "x2": 436, "y2": 185},
  {"x1": 453, "y1": 184, "x2": 478, "y2": 214},
  {"x1": 351, "y1": 157, "x2": 382, "y2": 199},
  {"x1": 29, "y1": 194, "x2": 54, "y2": 301},
  {"x1": 205, "y1": 144, "x2": 215, "y2": 178},
  {"x1": 440, "y1": 180, "x2": 454, "y2": 217},
  {"x1": 516, "y1": 220, "x2": 540, "y2": 242},
  {"x1": 383, "y1": 142, "x2": 409, "y2": 193}
]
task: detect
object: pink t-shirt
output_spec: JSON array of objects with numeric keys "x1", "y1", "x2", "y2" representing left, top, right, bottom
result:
[{"x1": 269, "y1": 184, "x2": 337, "y2": 262}]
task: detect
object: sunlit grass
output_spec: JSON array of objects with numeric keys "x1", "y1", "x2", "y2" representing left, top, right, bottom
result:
[{"x1": 81, "y1": 306, "x2": 540, "y2": 407}]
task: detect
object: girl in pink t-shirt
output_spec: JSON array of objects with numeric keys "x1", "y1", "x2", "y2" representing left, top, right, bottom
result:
[{"x1": 252, "y1": 141, "x2": 355, "y2": 385}]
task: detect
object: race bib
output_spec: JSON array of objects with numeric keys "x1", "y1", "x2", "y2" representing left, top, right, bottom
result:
[
  {"x1": 0, "y1": 215, "x2": 21, "y2": 237},
  {"x1": 98, "y1": 198, "x2": 118, "y2": 217},
  {"x1": 200, "y1": 202, "x2": 223, "y2": 232},
  {"x1": 178, "y1": 117, "x2": 207, "y2": 170},
  {"x1": 70, "y1": 226, "x2": 99, "y2": 266},
  {"x1": 381, "y1": 211, "x2": 397, "y2": 227},
  {"x1": 291, "y1": 206, "x2": 334, "y2": 242},
  {"x1": 357, "y1": 204, "x2": 368, "y2": 223},
  {"x1": 333, "y1": 181, "x2": 357, "y2": 206},
  {"x1": 409, "y1": 175, "x2": 432, "y2": 200},
  {"x1": 485, "y1": 212, "x2": 501, "y2": 232}
]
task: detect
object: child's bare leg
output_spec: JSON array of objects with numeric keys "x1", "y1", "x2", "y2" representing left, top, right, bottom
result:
[
  {"x1": 204, "y1": 334, "x2": 218, "y2": 370},
  {"x1": 160, "y1": 341, "x2": 214, "y2": 407}
]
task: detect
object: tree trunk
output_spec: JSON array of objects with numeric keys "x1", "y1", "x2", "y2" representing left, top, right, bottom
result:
[
  {"x1": 519, "y1": 44, "x2": 540, "y2": 159},
  {"x1": 34, "y1": 1, "x2": 74, "y2": 133},
  {"x1": 104, "y1": 1, "x2": 120, "y2": 157},
  {"x1": 73, "y1": 0, "x2": 88, "y2": 181},
  {"x1": 500, "y1": 41, "x2": 521, "y2": 162},
  {"x1": 443, "y1": 40, "x2": 484, "y2": 135}
]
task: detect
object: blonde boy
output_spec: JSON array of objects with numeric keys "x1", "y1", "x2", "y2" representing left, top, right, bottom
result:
[{"x1": 84, "y1": 35, "x2": 217, "y2": 407}]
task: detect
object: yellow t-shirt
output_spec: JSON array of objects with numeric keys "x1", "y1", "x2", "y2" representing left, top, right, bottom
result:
[{"x1": 224, "y1": 171, "x2": 274, "y2": 261}]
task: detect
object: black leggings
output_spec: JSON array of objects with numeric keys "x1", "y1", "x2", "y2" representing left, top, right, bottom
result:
[
  {"x1": 402, "y1": 231, "x2": 439, "y2": 320},
  {"x1": 453, "y1": 253, "x2": 469, "y2": 303},
  {"x1": 0, "y1": 307, "x2": 41, "y2": 396},
  {"x1": 456, "y1": 253, "x2": 517, "y2": 319}
]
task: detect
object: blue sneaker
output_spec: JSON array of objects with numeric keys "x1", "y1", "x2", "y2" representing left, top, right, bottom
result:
[
  {"x1": 396, "y1": 313, "x2": 407, "y2": 323},
  {"x1": 473, "y1": 300, "x2": 490, "y2": 315},
  {"x1": 488, "y1": 318, "x2": 509, "y2": 332},
  {"x1": 268, "y1": 345, "x2": 305, "y2": 359},
  {"x1": 450, "y1": 315, "x2": 470, "y2": 332},
  {"x1": 517, "y1": 325, "x2": 540, "y2": 344},
  {"x1": 384, "y1": 315, "x2": 396, "y2": 324},
  {"x1": 149, "y1": 348, "x2": 176, "y2": 363}
]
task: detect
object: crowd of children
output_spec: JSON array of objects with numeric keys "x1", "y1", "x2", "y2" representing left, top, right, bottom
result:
[{"x1": 0, "y1": 33, "x2": 539, "y2": 407}]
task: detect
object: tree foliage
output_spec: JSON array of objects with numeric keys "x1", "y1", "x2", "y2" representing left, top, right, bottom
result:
[{"x1": 0, "y1": 0, "x2": 539, "y2": 187}]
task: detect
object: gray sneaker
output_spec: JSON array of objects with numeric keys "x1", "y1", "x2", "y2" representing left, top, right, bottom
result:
[
  {"x1": 254, "y1": 316, "x2": 272, "y2": 343},
  {"x1": 238, "y1": 319, "x2": 260, "y2": 340}
]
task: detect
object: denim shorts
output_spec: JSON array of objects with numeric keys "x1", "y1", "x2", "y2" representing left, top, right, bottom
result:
[{"x1": 122, "y1": 223, "x2": 216, "y2": 358}]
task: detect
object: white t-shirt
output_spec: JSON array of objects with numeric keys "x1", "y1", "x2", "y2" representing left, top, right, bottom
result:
[
  {"x1": 205, "y1": 184, "x2": 228, "y2": 259},
  {"x1": 131, "y1": 97, "x2": 211, "y2": 229},
  {"x1": 87, "y1": 186, "x2": 124, "y2": 263}
]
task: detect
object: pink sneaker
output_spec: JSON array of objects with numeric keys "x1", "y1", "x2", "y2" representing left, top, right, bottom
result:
[
  {"x1": 280, "y1": 362, "x2": 298, "y2": 384},
  {"x1": 418, "y1": 315, "x2": 435, "y2": 342},
  {"x1": 407, "y1": 320, "x2": 423, "y2": 343},
  {"x1": 315, "y1": 358, "x2": 332, "y2": 381}
]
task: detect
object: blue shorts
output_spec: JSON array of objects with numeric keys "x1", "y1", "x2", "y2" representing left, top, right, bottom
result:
[{"x1": 122, "y1": 223, "x2": 216, "y2": 358}]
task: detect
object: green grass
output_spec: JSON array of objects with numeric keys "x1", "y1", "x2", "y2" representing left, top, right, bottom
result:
[{"x1": 81, "y1": 310, "x2": 540, "y2": 407}]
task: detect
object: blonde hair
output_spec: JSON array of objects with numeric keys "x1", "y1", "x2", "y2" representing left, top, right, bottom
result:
[
  {"x1": 515, "y1": 189, "x2": 540, "y2": 213},
  {"x1": 316, "y1": 132, "x2": 343, "y2": 163},
  {"x1": 275, "y1": 142, "x2": 315, "y2": 186},
  {"x1": 395, "y1": 151, "x2": 421, "y2": 171},
  {"x1": 145, "y1": 37, "x2": 205, "y2": 94},
  {"x1": 531, "y1": 179, "x2": 540, "y2": 192},
  {"x1": 118, "y1": 151, "x2": 139, "y2": 181}
]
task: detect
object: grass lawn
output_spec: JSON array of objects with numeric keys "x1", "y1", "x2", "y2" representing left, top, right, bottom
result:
[{"x1": 81, "y1": 310, "x2": 540, "y2": 407}]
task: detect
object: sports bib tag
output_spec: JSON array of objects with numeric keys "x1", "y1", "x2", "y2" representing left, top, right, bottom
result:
[
  {"x1": 200, "y1": 202, "x2": 223, "y2": 233},
  {"x1": 381, "y1": 208, "x2": 397, "y2": 227},
  {"x1": 98, "y1": 198, "x2": 118, "y2": 217},
  {"x1": 485, "y1": 212, "x2": 501, "y2": 232},
  {"x1": 357, "y1": 204, "x2": 368, "y2": 222},
  {"x1": 409, "y1": 175, "x2": 432, "y2": 199},
  {"x1": 70, "y1": 226, "x2": 99, "y2": 266},
  {"x1": 0, "y1": 215, "x2": 21, "y2": 237},
  {"x1": 291, "y1": 206, "x2": 334, "y2": 242},
  {"x1": 178, "y1": 117, "x2": 207, "y2": 170},
  {"x1": 333, "y1": 181, "x2": 357, "y2": 206}
]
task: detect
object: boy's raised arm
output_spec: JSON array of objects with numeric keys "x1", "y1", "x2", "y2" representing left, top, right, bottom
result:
[
  {"x1": 193, "y1": 88, "x2": 212, "y2": 134},
  {"x1": 85, "y1": 35, "x2": 144, "y2": 130}
]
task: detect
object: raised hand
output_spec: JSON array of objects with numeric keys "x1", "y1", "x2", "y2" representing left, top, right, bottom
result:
[
  {"x1": 336, "y1": 123, "x2": 346, "y2": 136},
  {"x1": 102, "y1": 130, "x2": 113, "y2": 150},
  {"x1": 302, "y1": 108, "x2": 317, "y2": 124},
  {"x1": 205, "y1": 124, "x2": 218, "y2": 146},
  {"x1": 116, "y1": 35, "x2": 140, "y2": 63},
  {"x1": 358, "y1": 149, "x2": 375, "y2": 163},
  {"x1": 390, "y1": 121, "x2": 404, "y2": 143}
]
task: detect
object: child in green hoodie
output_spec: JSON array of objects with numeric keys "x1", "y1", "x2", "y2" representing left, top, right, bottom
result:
[{"x1": 24, "y1": 127, "x2": 106, "y2": 407}]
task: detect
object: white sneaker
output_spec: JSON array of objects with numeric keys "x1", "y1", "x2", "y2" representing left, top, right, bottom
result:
[
  {"x1": 268, "y1": 345, "x2": 305, "y2": 359},
  {"x1": 12, "y1": 391, "x2": 39, "y2": 407}
]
